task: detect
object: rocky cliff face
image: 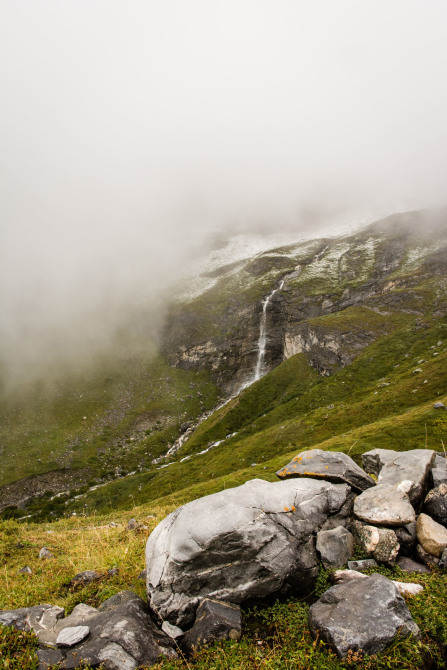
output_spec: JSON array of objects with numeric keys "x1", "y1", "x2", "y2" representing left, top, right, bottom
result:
[{"x1": 163, "y1": 210, "x2": 447, "y2": 393}]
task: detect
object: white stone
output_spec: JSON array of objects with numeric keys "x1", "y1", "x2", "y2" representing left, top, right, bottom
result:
[
  {"x1": 162, "y1": 621, "x2": 184, "y2": 639},
  {"x1": 417, "y1": 513, "x2": 447, "y2": 557},
  {"x1": 56, "y1": 625, "x2": 90, "y2": 646},
  {"x1": 97, "y1": 642, "x2": 137, "y2": 670},
  {"x1": 392, "y1": 581, "x2": 424, "y2": 597}
]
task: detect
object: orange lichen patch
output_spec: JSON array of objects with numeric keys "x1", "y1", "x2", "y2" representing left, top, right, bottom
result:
[
  {"x1": 291, "y1": 505, "x2": 296, "y2": 512},
  {"x1": 284, "y1": 507, "x2": 290, "y2": 512},
  {"x1": 325, "y1": 466, "x2": 329, "y2": 469},
  {"x1": 292, "y1": 456, "x2": 303, "y2": 462}
]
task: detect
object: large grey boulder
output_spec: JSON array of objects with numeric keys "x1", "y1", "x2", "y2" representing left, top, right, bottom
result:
[
  {"x1": 416, "y1": 513, "x2": 447, "y2": 557},
  {"x1": 362, "y1": 448, "x2": 435, "y2": 507},
  {"x1": 276, "y1": 449, "x2": 375, "y2": 492},
  {"x1": 352, "y1": 521, "x2": 399, "y2": 566},
  {"x1": 423, "y1": 483, "x2": 447, "y2": 527},
  {"x1": 316, "y1": 526, "x2": 354, "y2": 569},
  {"x1": 431, "y1": 453, "x2": 447, "y2": 487},
  {"x1": 146, "y1": 478, "x2": 351, "y2": 628},
  {"x1": 354, "y1": 484, "x2": 415, "y2": 526},
  {"x1": 308, "y1": 574, "x2": 420, "y2": 658}
]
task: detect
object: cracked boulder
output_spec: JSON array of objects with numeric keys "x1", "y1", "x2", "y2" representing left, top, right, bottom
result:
[
  {"x1": 361, "y1": 448, "x2": 435, "y2": 507},
  {"x1": 308, "y1": 573, "x2": 420, "y2": 658},
  {"x1": 276, "y1": 449, "x2": 375, "y2": 492},
  {"x1": 145, "y1": 478, "x2": 351, "y2": 628},
  {"x1": 182, "y1": 599, "x2": 241, "y2": 653}
]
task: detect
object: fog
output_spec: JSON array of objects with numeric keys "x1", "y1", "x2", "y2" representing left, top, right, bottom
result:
[{"x1": 1, "y1": 0, "x2": 447, "y2": 391}]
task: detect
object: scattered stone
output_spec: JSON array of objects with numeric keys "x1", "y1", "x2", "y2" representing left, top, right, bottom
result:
[
  {"x1": 352, "y1": 521, "x2": 399, "y2": 566},
  {"x1": 392, "y1": 581, "x2": 424, "y2": 597},
  {"x1": 162, "y1": 621, "x2": 184, "y2": 639},
  {"x1": 415, "y1": 543, "x2": 439, "y2": 568},
  {"x1": 397, "y1": 556, "x2": 430, "y2": 573},
  {"x1": 331, "y1": 569, "x2": 368, "y2": 584},
  {"x1": 423, "y1": 483, "x2": 447, "y2": 527},
  {"x1": 39, "y1": 547, "x2": 54, "y2": 560},
  {"x1": 19, "y1": 566, "x2": 32, "y2": 575},
  {"x1": 354, "y1": 484, "x2": 415, "y2": 526},
  {"x1": 362, "y1": 448, "x2": 435, "y2": 507},
  {"x1": 70, "y1": 570, "x2": 101, "y2": 587},
  {"x1": 416, "y1": 513, "x2": 447, "y2": 557},
  {"x1": 276, "y1": 449, "x2": 375, "y2": 492},
  {"x1": 0, "y1": 605, "x2": 62, "y2": 632},
  {"x1": 182, "y1": 599, "x2": 241, "y2": 653},
  {"x1": 37, "y1": 647, "x2": 64, "y2": 669},
  {"x1": 127, "y1": 518, "x2": 149, "y2": 533},
  {"x1": 56, "y1": 625, "x2": 90, "y2": 646},
  {"x1": 431, "y1": 453, "x2": 447, "y2": 488},
  {"x1": 433, "y1": 402, "x2": 446, "y2": 409},
  {"x1": 109, "y1": 522, "x2": 119, "y2": 527},
  {"x1": 127, "y1": 518, "x2": 138, "y2": 530},
  {"x1": 347, "y1": 558, "x2": 378, "y2": 572},
  {"x1": 146, "y1": 478, "x2": 351, "y2": 627},
  {"x1": 180, "y1": 421, "x2": 192, "y2": 432},
  {"x1": 316, "y1": 526, "x2": 354, "y2": 569},
  {"x1": 413, "y1": 368, "x2": 422, "y2": 373},
  {"x1": 107, "y1": 567, "x2": 119, "y2": 577},
  {"x1": 308, "y1": 574, "x2": 419, "y2": 658},
  {"x1": 138, "y1": 569, "x2": 147, "y2": 581}
]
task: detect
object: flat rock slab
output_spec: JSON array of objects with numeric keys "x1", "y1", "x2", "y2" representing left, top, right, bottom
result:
[
  {"x1": 183, "y1": 599, "x2": 241, "y2": 653},
  {"x1": 56, "y1": 625, "x2": 90, "y2": 646},
  {"x1": 362, "y1": 448, "x2": 435, "y2": 507},
  {"x1": 308, "y1": 573, "x2": 420, "y2": 658},
  {"x1": 354, "y1": 484, "x2": 415, "y2": 526},
  {"x1": 276, "y1": 449, "x2": 375, "y2": 492},
  {"x1": 423, "y1": 483, "x2": 447, "y2": 527},
  {"x1": 146, "y1": 477, "x2": 351, "y2": 628},
  {"x1": 417, "y1": 513, "x2": 447, "y2": 557},
  {"x1": 316, "y1": 526, "x2": 354, "y2": 569}
]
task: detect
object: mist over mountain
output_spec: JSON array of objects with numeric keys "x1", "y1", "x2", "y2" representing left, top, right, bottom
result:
[{"x1": 1, "y1": 1, "x2": 447, "y2": 390}]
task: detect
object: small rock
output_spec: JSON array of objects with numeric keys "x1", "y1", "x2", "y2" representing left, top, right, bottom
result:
[
  {"x1": 415, "y1": 543, "x2": 439, "y2": 568},
  {"x1": 37, "y1": 647, "x2": 64, "y2": 669},
  {"x1": 138, "y1": 570, "x2": 147, "y2": 581},
  {"x1": 354, "y1": 484, "x2": 415, "y2": 526},
  {"x1": 308, "y1": 574, "x2": 420, "y2": 658},
  {"x1": 97, "y1": 642, "x2": 138, "y2": 670},
  {"x1": 416, "y1": 513, "x2": 447, "y2": 557},
  {"x1": 107, "y1": 568, "x2": 119, "y2": 577},
  {"x1": 70, "y1": 570, "x2": 101, "y2": 587},
  {"x1": 352, "y1": 521, "x2": 400, "y2": 566},
  {"x1": 413, "y1": 368, "x2": 422, "y2": 373},
  {"x1": 347, "y1": 558, "x2": 378, "y2": 572},
  {"x1": 39, "y1": 547, "x2": 54, "y2": 560},
  {"x1": 127, "y1": 518, "x2": 138, "y2": 530},
  {"x1": 395, "y1": 522, "x2": 417, "y2": 556},
  {"x1": 19, "y1": 566, "x2": 32, "y2": 575},
  {"x1": 397, "y1": 556, "x2": 430, "y2": 573},
  {"x1": 316, "y1": 526, "x2": 354, "y2": 569},
  {"x1": 56, "y1": 625, "x2": 90, "y2": 646},
  {"x1": 423, "y1": 483, "x2": 447, "y2": 527},
  {"x1": 433, "y1": 402, "x2": 446, "y2": 409},
  {"x1": 392, "y1": 581, "x2": 424, "y2": 597},
  {"x1": 162, "y1": 621, "x2": 184, "y2": 639},
  {"x1": 331, "y1": 569, "x2": 368, "y2": 584},
  {"x1": 183, "y1": 599, "x2": 241, "y2": 653},
  {"x1": 439, "y1": 548, "x2": 447, "y2": 569}
]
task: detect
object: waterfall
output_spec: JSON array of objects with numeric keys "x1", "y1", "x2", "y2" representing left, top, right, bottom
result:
[{"x1": 252, "y1": 280, "x2": 284, "y2": 382}]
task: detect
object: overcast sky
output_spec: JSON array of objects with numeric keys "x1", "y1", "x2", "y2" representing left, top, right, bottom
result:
[{"x1": 1, "y1": 1, "x2": 447, "y2": 388}]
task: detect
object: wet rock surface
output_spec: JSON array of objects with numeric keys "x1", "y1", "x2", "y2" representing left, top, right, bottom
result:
[
  {"x1": 276, "y1": 449, "x2": 375, "y2": 492},
  {"x1": 308, "y1": 574, "x2": 420, "y2": 658}
]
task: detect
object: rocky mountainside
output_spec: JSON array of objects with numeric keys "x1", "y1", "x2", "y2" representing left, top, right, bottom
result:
[{"x1": 1, "y1": 208, "x2": 447, "y2": 518}]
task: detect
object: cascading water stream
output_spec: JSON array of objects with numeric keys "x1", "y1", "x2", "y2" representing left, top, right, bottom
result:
[{"x1": 252, "y1": 280, "x2": 284, "y2": 382}]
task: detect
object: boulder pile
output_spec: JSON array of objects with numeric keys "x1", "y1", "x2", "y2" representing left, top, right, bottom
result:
[{"x1": 1, "y1": 447, "x2": 446, "y2": 666}]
